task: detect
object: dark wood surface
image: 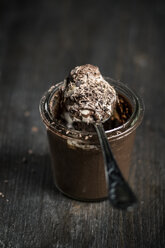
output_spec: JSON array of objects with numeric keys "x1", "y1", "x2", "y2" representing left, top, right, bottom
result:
[{"x1": 0, "y1": 1, "x2": 165, "y2": 247}]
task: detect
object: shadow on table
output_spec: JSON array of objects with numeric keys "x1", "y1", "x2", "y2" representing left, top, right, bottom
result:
[{"x1": 0, "y1": 149, "x2": 62, "y2": 199}]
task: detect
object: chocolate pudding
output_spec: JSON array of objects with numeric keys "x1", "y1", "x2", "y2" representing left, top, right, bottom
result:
[{"x1": 39, "y1": 65, "x2": 144, "y2": 201}]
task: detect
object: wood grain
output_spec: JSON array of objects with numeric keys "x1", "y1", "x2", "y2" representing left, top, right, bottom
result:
[{"x1": 0, "y1": 0, "x2": 165, "y2": 247}]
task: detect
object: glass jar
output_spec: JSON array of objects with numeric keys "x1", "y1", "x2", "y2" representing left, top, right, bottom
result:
[{"x1": 39, "y1": 77, "x2": 144, "y2": 201}]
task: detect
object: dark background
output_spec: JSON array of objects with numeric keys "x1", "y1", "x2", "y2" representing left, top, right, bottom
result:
[{"x1": 0, "y1": 0, "x2": 165, "y2": 247}]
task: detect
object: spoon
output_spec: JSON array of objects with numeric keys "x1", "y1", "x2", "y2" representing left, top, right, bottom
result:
[{"x1": 94, "y1": 121, "x2": 137, "y2": 210}]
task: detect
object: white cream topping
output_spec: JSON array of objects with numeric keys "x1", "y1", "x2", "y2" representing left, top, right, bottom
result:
[{"x1": 60, "y1": 64, "x2": 117, "y2": 126}]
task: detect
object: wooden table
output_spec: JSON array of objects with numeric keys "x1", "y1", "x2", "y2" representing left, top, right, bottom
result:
[{"x1": 0, "y1": 1, "x2": 164, "y2": 247}]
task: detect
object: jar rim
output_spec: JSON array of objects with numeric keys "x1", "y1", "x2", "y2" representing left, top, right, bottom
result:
[{"x1": 39, "y1": 77, "x2": 144, "y2": 141}]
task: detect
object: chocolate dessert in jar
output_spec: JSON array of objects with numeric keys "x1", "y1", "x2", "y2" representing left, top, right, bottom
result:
[{"x1": 39, "y1": 65, "x2": 144, "y2": 201}]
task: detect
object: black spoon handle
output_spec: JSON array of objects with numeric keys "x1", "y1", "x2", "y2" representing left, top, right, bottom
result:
[{"x1": 94, "y1": 123, "x2": 137, "y2": 210}]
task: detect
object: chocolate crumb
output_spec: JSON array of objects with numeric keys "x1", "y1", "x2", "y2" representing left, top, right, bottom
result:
[
  {"x1": 24, "y1": 111, "x2": 30, "y2": 117},
  {"x1": 28, "y1": 149, "x2": 33, "y2": 155},
  {"x1": 31, "y1": 126, "x2": 38, "y2": 133},
  {"x1": 22, "y1": 157, "x2": 27, "y2": 163},
  {"x1": 0, "y1": 192, "x2": 5, "y2": 198}
]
